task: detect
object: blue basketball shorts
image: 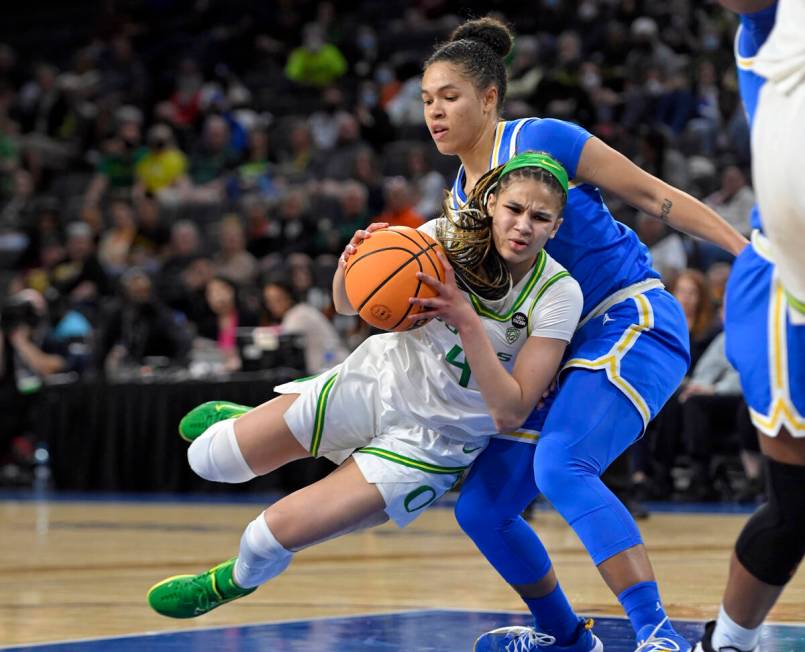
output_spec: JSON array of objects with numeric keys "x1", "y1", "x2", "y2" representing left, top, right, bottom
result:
[
  {"x1": 514, "y1": 280, "x2": 690, "y2": 439},
  {"x1": 725, "y1": 233, "x2": 805, "y2": 438}
]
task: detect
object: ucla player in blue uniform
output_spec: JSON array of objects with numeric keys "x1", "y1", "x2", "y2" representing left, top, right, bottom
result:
[
  {"x1": 419, "y1": 17, "x2": 748, "y2": 652},
  {"x1": 694, "y1": 3, "x2": 805, "y2": 652}
]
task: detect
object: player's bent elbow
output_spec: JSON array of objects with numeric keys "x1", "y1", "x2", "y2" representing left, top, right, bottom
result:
[{"x1": 492, "y1": 410, "x2": 527, "y2": 435}]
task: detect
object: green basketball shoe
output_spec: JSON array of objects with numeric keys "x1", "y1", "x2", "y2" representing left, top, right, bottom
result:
[
  {"x1": 178, "y1": 401, "x2": 252, "y2": 442},
  {"x1": 147, "y1": 557, "x2": 256, "y2": 619}
]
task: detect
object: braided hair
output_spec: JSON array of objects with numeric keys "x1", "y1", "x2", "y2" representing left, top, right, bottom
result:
[{"x1": 437, "y1": 154, "x2": 567, "y2": 300}]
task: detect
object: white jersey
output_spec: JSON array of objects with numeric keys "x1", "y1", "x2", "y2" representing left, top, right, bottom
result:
[
  {"x1": 754, "y1": 0, "x2": 805, "y2": 94},
  {"x1": 345, "y1": 218, "x2": 582, "y2": 443},
  {"x1": 274, "y1": 222, "x2": 581, "y2": 526}
]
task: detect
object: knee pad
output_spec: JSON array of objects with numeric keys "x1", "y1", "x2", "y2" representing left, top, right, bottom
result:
[
  {"x1": 735, "y1": 458, "x2": 805, "y2": 586},
  {"x1": 187, "y1": 419, "x2": 256, "y2": 483}
]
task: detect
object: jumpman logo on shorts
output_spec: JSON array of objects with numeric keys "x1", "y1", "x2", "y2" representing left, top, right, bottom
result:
[{"x1": 602, "y1": 313, "x2": 614, "y2": 325}]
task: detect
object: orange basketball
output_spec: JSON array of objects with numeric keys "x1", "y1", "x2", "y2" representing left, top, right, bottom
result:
[{"x1": 344, "y1": 226, "x2": 445, "y2": 332}]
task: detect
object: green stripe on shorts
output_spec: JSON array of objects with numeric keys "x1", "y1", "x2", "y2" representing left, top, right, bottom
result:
[
  {"x1": 357, "y1": 447, "x2": 468, "y2": 474},
  {"x1": 310, "y1": 373, "x2": 337, "y2": 457}
]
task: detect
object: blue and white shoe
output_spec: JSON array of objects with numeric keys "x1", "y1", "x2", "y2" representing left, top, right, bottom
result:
[
  {"x1": 474, "y1": 619, "x2": 603, "y2": 652},
  {"x1": 635, "y1": 618, "x2": 692, "y2": 652}
]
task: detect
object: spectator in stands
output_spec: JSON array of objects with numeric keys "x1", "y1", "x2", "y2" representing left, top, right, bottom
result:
[
  {"x1": 261, "y1": 274, "x2": 347, "y2": 373},
  {"x1": 277, "y1": 120, "x2": 321, "y2": 182},
  {"x1": 240, "y1": 197, "x2": 279, "y2": 260},
  {"x1": 633, "y1": 126, "x2": 691, "y2": 194},
  {"x1": 228, "y1": 127, "x2": 280, "y2": 202},
  {"x1": 705, "y1": 163, "x2": 755, "y2": 237},
  {"x1": 213, "y1": 215, "x2": 258, "y2": 286},
  {"x1": 50, "y1": 221, "x2": 111, "y2": 322},
  {"x1": 321, "y1": 113, "x2": 367, "y2": 181},
  {"x1": 636, "y1": 213, "x2": 687, "y2": 281},
  {"x1": 167, "y1": 254, "x2": 214, "y2": 327},
  {"x1": 0, "y1": 168, "x2": 36, "y2": 232},
  {"x1": 16, "y1": 63, "x2": 71, "y2": 178},
  {"x1": 284, "y1": 23, "x2": 347, "y2": 89},
  {"x1": 354, "y1": 79, "x2": 396, "y2": 151},
  {"x1": 134, "y1": 124, "x2": 189, "y2": 201},
  {"x1": 195, "y1": 276, "x2": 258, "y2": 373},
  {"x1": 351, "y1": 146, "x2": 384, "y2": 214},
  {"x1": 531, "y1": 30, "x2": 596, "y2": 128},
  {"x1": 309, "y1": 86, "x2": 350, "y2": 151},
  {"x1": 328, "y1": 180, "x2": 370, "y2": 254},
  {"x1": 678, "y1": 309, "x2": 743, "y2": 501},
  {"x1": 0, "y1": 289, "x2": 82, "y2": 485},
  {"x1": 275, "y1": 188, "x2": 317, "y2": 256},
  {"x1": 130, "y1": 195, "x2": 170, "y2": 268},
  {"x1": 99, "y1": 268, "x2": 190, "y2": 376},
  {"x1": 673, "y1": 268, "x2": 719, "y2": 370},
  {"x1": 83, "y1": 106, "x2": 146, "y2": 208},
  {"x1": 635, "y1": 268, "x2": 721, "y2": 497},
  {"x1": 188, "y1": 115, "x2": 240, "y2": 203},
  {"x1": 374, "y1": 176, "x2": 424, "y2": 229},
  {"x1": 98, "y1": 198, "x2": 137, "y2": 275},
  {"x1": 506, "y1": 35, "x2": 542, "y2": 112},
  {"x1": 98, "y1": 35, "x2": 148, "y2": 109}
]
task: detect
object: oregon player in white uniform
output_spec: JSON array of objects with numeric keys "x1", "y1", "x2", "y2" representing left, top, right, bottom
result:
[
  {"x1": 752, "y1": 0, "x2": 805, "y2": 321},
  {"x1": 147, "y1": 151, "x2": 583, "y2": 620}
]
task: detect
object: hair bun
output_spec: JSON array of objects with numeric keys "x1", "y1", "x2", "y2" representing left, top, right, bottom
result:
[{"x1": 450, "y1": 17, "x2": 513, "y2": 58}]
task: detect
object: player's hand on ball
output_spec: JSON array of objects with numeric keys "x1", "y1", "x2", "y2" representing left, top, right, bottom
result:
[
  {"x1": 339, "y1": 222, "x2": 389, "y2": 269},
  {"x1": 410, "y1": 251, "x2": 474, "y2": 330}
]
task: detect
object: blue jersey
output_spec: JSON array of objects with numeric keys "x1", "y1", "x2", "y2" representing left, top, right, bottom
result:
[
  {"x1": 450, "y1": 117, "x2": 660, "y2": 320},
  {"x1": 735, "y1": 3, "x2": 777, "y2": 230}
]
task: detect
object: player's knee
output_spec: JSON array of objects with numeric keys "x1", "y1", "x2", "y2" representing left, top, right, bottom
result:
[
  {"x1": 735, "y1": 458, "x2": 805, "y2": 586},
  {"x1": 533, "y1": 439, "x2": 591, "y2": 506},
  {"x1": 454, "y1": 491, "x2": 514, "y2": 537},
  {"x1": 187, "y1": 419, "x2": 256, "y2": 483},
  {"x1": 454, "y1": 491, "x2": 490, "y2": 536}
]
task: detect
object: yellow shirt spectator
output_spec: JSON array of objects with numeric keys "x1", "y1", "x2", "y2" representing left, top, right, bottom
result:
[{"x1": 135, "y1": 147, "x2": 188, "y2": 194}]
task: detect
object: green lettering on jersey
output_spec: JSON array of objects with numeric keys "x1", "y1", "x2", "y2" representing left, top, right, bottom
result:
[{"x1": 446, "y1": 345, "x2": 472, "y2": 387}]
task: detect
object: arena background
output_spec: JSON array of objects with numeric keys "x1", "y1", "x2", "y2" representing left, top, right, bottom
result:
[{"x1": 0, "y1": 1, "x2": 802, "y2": 651}]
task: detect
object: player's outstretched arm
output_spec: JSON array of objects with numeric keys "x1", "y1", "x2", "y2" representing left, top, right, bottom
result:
[{"x1": 576, "y1": 136, "x2": 748, "y2": 256}]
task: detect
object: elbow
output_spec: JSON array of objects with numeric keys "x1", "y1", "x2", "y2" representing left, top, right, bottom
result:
[{"x1": 491, "y1": 410, "x2": 527, "y2": 435}]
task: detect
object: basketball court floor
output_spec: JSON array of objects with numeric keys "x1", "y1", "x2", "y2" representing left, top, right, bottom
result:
[{"x1": 1, "y1": 492, "x2": 803, "y2": 651}]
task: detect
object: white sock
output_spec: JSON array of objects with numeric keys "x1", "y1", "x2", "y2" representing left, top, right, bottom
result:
[
  {"x1": 186, "y1": 419, "x2": 256, "y2": 483},
  {"x1": 712, "y1": 605, "x2": 761, "y2": 651},
  {"x1": 233, "y1": 512, "x2": 293, "y2": 588}
]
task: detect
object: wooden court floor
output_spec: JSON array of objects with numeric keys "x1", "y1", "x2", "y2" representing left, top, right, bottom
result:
[{"x1": 1, "y1": 497, "x2": 803, "y2": 647}]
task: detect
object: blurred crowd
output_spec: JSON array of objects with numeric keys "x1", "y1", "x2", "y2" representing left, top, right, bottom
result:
[{"x1": 0, "y1": 0, "x2": 759, "y2": 499}]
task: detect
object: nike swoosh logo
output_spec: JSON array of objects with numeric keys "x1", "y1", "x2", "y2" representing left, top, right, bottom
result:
[{"x1": 462, "y1": 445, "x2": 482, "y2": 454}]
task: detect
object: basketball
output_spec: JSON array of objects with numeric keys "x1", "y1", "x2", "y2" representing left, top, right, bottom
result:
[{"x1": 344, "y1": 226, "x2": 445, "y2": 332}]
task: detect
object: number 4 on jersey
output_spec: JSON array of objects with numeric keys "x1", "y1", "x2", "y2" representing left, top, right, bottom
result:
[{"x1": 446, "y1": 345, "x2": 472, "y2": 387}]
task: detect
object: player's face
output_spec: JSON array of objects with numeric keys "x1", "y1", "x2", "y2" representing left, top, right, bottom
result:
[
  {"x1": 421, "y1": 61, "x2": 495, "y2": 156},
  {"x1": 487, "y1": 177, "x2": 563, "y2": 281}
]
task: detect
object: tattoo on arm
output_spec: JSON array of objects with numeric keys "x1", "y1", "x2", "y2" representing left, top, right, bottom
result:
[{"x1": 660, "y1": 198, "x2": 672, "y2": 222}]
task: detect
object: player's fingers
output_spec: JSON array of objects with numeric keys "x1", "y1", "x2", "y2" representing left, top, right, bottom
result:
[
  {"x1": 416, "y1": 271, "x2": 444, "y2": 290},
  {"x1": 409, "y1": 308, "x2": 438, "y2": 321},
  {"x1": 366, "y1": 222, "x2": 389, "y2": 233}
]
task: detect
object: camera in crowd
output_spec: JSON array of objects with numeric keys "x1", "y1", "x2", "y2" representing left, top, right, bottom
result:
[{"x1": 1, "y1": 294, "x2": 43, "y2": 334}]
